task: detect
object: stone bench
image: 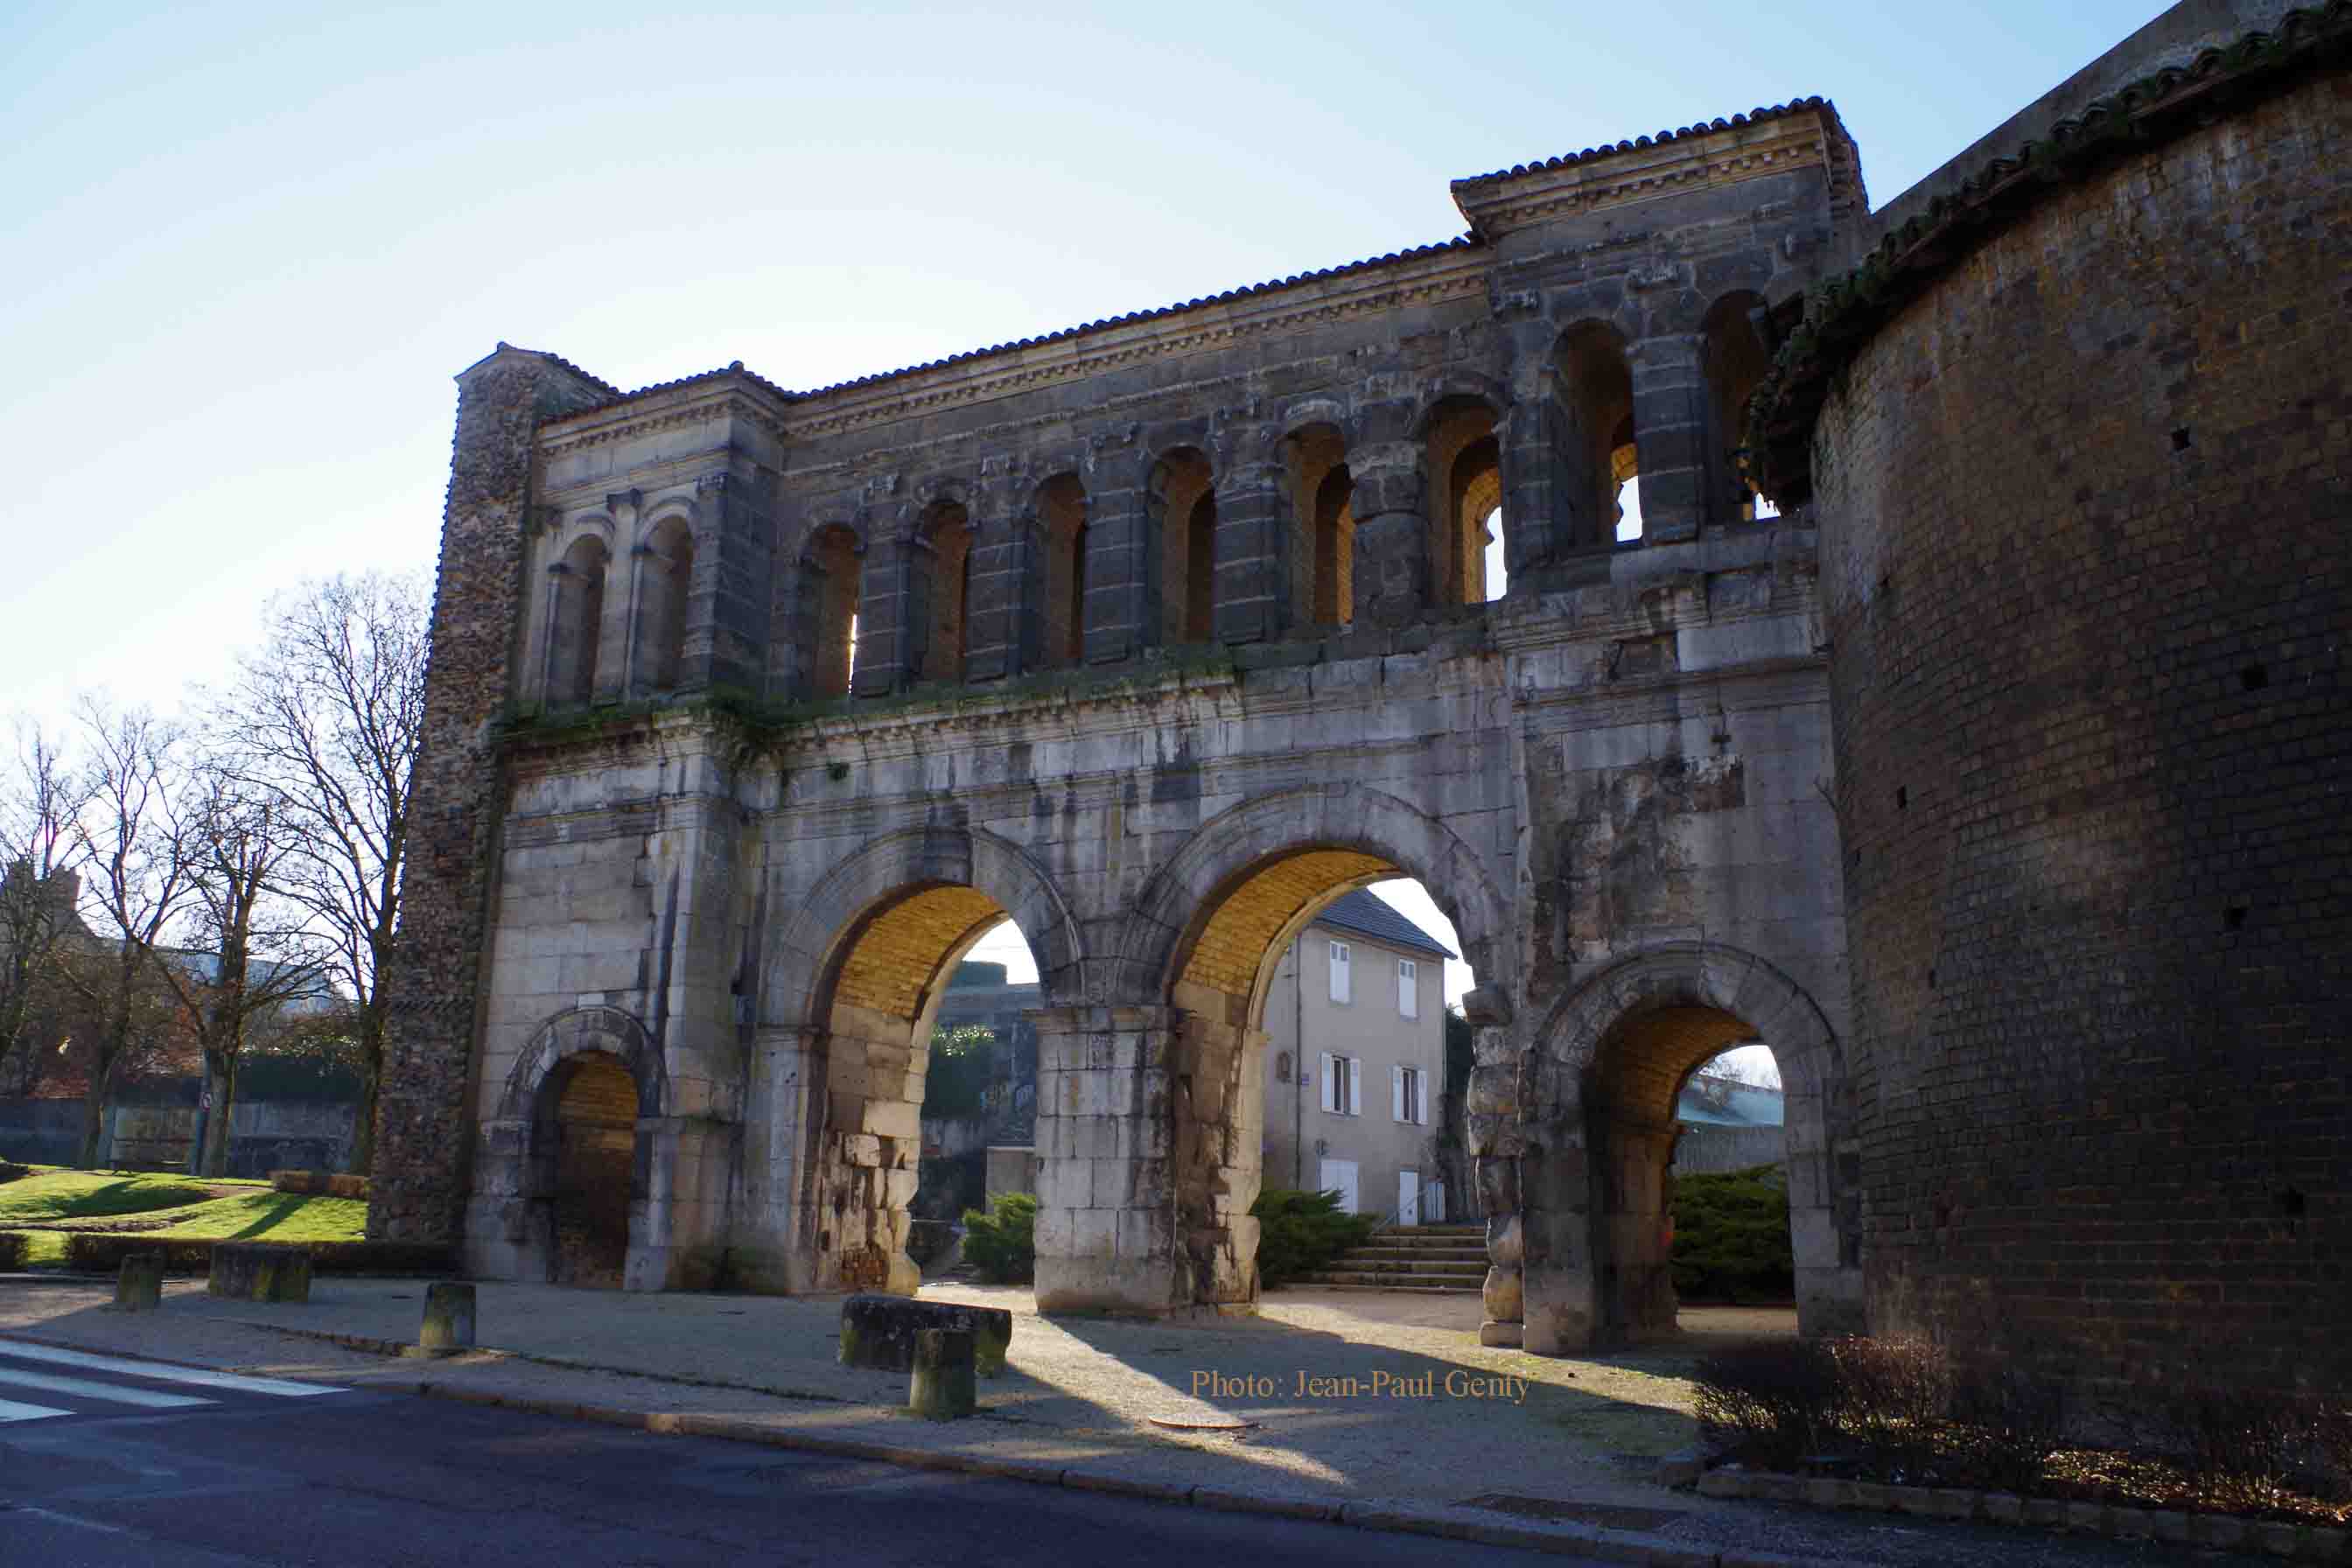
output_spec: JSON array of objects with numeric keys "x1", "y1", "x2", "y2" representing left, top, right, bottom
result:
[
  {"x1": 838, "y1": 1293, "x2": 1012, "y2": 1377},
  {"x1": 207, "y1": 1242, "x2": 312, "y2": 1303}
]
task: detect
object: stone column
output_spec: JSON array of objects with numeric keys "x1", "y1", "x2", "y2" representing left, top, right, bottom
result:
[
  {"x1": 961, "y1": 460, "x2": 1035, "y2": 682},
  {"x1": 1348, "y1": 436, "x2": 1430, "y2": 629},
  {"x1": 594, "y1": 488, "x2": 640, "y2": 704},
  {"x1": 1497, "y1": 317, "x2": 1570, "y2": 582},
  {"x1": 1031, "y1": 1005, "x2": 1182, "y2": 1314},
  {"x1": 1208, "y1": 418, "x2": 1288, "y2": 644},
  {"x1": 1630, "y1": 333, "x2": 1708, "y2": 545},
  {"x1": 729, "y1": 1026, "x2": 826, "y2": 1293},
  {"x1": 850, "y1": 521, "x2": 923, "y2": 697},
  {"x1": 1078, "y1": 432, "x2": 1158, "y2": 665},
  {"x1": 370, "y1": 345, "x2": 615, "y2": 1244},
  {"x1": 693, "y1": 468, "x2": 774, "y2": 694}
]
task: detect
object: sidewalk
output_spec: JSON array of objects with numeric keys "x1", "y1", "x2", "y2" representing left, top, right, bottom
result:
[{"x1": 0, "y1": 1278, "x2": 2183, "y2": 1568}]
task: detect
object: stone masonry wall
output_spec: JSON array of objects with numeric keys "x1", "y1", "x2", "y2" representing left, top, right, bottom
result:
[{"x1": 1814, "y1": 68, "x2": 2350, "y2": 1406}]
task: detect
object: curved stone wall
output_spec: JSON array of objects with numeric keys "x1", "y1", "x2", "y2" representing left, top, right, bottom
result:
[{"x1": 1813, "y1": 67, "x2": 2349, "y2": 1403}]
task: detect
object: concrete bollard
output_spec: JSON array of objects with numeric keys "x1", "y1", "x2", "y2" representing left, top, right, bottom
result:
[
  {"x1": 419, "y1": 1282, "x2": 475, "y2": 1352},
  {"x1": 115, "y1": 1253, "x2": 164, "y2": 1312},
  {"x1": 909, "y1": 1327, "x2": 976, "y2": 1420}
]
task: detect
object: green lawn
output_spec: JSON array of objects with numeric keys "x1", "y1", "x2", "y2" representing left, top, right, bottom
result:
[{"x1": 0, "y1": 1168, "x2": 365, "y2": 1268}]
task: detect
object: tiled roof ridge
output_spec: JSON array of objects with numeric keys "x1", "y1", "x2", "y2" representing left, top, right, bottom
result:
[
  {"x1": 550, "y1": 236, "x2": 1484, "y2": 422},
  {"x1": 1746, "y1": 0, "x2": 2352, "y2": 504},
  {"x1": 1450, "y1": 97, "x2": 1842, "y2": 190},
  {"x1": 1310, "y1": 887, "x2": 1460, "y2": 960}
]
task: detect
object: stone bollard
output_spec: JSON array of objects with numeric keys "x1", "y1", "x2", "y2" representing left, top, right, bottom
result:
[
  {"x1": 419, "y1": 1282, "x2": 475, "y2": 1353},
  {"x1": 909, "y1": 1327, "x2": 976, "y2": 1420},
  {"x1": 115, "y1": 1253, "x2": 164, "y2": 1312},
  {"x1": 206, "y1": 1242, "x2": 312, "y2": 1303}
]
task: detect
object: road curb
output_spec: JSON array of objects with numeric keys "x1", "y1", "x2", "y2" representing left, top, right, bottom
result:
[{"x1": 404, "y1": 1380, "x2": 1869, "y2": 1565}]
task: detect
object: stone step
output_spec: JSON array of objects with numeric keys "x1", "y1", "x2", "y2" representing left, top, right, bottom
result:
[
  {"x1": 1329, "y1": 1253, "x2": 1487, "y2": 1271},
  {"x1": 1342, "y1": 1246, "x2": 1488, "y2": 1263},
  {"x1": 1310, "y1": 1264, "x2": 1485, "y2": 1283},
  {"x1": 1298, "y1": 1274, "x2": 1481, "y2": 1293}
]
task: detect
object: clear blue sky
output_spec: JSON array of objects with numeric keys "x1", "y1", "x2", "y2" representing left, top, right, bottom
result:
[{"x1": 4, "y1": 0, "x2": 2169, "y2": 1068}]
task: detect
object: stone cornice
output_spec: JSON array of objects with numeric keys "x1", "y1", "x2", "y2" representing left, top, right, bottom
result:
[
  {"x1": 538, "y1": 381, "x2": 791, "y2": 460},
  {"x1": 1452, "y1": 110, "x2": 1855, "y2": 240}
]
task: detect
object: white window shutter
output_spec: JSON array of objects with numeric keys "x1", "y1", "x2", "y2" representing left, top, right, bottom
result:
[
  {"x1": 1398, "y1": 959, "x2": 1418, "y2": 1018},
  {"x1": 1320, "y1": 1052, "x2": 1336, "y2": 1113},
  {"x1": 1418, "y1": 1069, "x2": 1431, "y2": 1125},
  {"x1": 1328, "y1": 940, "x2": 1350, "y2": 1003},
  {"x1": 1347, "y1": 1057, "x2": 1362, "y2": 1116},
  {"x1": 1391, "y1": 1064, "x2": 1405, "y2": 1122}
]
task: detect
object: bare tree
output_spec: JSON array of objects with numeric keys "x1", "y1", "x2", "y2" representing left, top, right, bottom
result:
[
  {"x1": 150, "y1": 769, "x2": 330, "y2": 1176},
  {"x1": 0, "y1": 719, "x2": 91, "y2": 1088},
  {"x1": 60, "y1": 697, "x2": 198, "y2": 1167},
  {"x1": 214, "y1": 571, "x2": 428, "y2": 1173}
]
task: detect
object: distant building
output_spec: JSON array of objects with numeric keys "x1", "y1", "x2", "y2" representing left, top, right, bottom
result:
[
  {"x1": 1260, "y1": 889, "x2": 1454, "y2": 1224},
  {"x1": 1671, "y1": 1077, "x2": 1785, "y2": 1175}
]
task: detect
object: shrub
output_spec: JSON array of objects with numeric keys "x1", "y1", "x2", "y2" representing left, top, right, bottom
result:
[
  {"x1": 1827, "y1": 1334, "x2": 1950, "y2": 1480},
  {"x1": 960, "y1": 1192, "x2": 1037, "y2": 1284},
  {"x1": 1670, "y1": 1165, "x2": 1793, "y2": 1303},
  {"x1": 1250, "y1": 1186, "x2": 1378, "y2": 1288},
  {"x1": 0, "y1": 1161, "x2": 33, "y2": 1184},
  {"x1": 0, "y1": 1231, "x2": 27, "y2": 1269},
  {"x1": 1693, "y1": 1336, "x2": 1841, "y2": 1470},
  {"x1": 64, "y1": 1235, "x2": 214, "y2": 1274},
  {"x1": 270, "y1": 1170, "x2": 320, "y2": 1194},
  {"x1": 326, "y1": 1174, "x2": 368, "y2": 1200},
  {"x1": 1945, "y1": 1354, "x2": 2068, "y2": 1494},
  {"x1": 2176, "y1": 1386, "x2": 2348, "y2": 1513}
]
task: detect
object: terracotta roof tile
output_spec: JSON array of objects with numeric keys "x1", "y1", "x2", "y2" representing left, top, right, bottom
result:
[{"x1": 1450, "y1": 98, "x2": 1838, "y2": 190}]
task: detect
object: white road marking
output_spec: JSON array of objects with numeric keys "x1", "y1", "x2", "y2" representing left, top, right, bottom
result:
[
  {"x1": 0, "y1": 1367, "x2": 215, "y2": 1410},
  {"x1": 0, "y1": 1340, "x2": 342, "y2": 1396},
  {"x1": 0, "y1": 1396, "x2": 74, "y2": 1423}
]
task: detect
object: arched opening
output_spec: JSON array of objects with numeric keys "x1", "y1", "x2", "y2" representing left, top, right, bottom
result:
[
  {"x1": 1151, "y1": 447, "x2": 1215, "y2": 644},
  {"x1": 1283, "y1": 424, "x2": 1354, "y2": 630},
  {"x1": 806, "y1": 881, "x2": 1019, "y2": 1292},
  {"x1": 1702, "y1": 293, "x2": 1777, "y2": 526},
  {"x1": 1670, "y1": 1044, "x2": 1792, "y2": 1334},
  {"x1": 548, "y1": 535, "x2": 609, "y2": 706},
  {"x1": 919, "y1": 914, "x2": 1047, "y2": 1233},
  {"x1": 1514, "y1": 951, "x2": 1856, "y2": 1356},
  {"x1": 541, "y1": 1050, "x2": 638, "y2": 1288},
  {"x1": 1553, "y1": 322, "x2": 1638, "y2": 550},
  {"x1": 802, "y1": 524, "x2": 861, "y2": 700},
  {"x1": 916, "y1": 500, "x2": 974, "y2": 685},
  {"x1": 1165, "y1": 852, "x2": 1484, "y2": 1306},
  {"x1": 635, "y1": 515, "x2": 695, "y2": 692},
  {"x1": 1036, "y1": 473, "x2": 1088, "y2": 668},
  {"x1": 1424, "y1": 398, "x2": 1502, "y2": 606}
]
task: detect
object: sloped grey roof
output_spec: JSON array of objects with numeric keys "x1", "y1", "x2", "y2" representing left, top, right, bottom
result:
[{"x1": 1308, "y1": 888, "x2": 1457, "y2": 961}]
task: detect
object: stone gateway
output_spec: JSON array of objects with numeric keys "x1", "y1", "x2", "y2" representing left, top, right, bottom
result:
[{"x1": 370, "y1": 0, "x2": 2348, "y2": 1418}]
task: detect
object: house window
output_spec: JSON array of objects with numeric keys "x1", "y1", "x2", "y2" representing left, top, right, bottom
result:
[
  {"x1": 1320, "y1": 1052, "x2": 1362, "y2": 1116},
  {"x1": 1393, "y1": 1064, "x2": 1428, "y2": 1125},
  {"x1": 1327, "y1": 940, "x2": 1351, "y2": 1004},
  {"x1": 1397, "y1": 958, "x2": 1418, "y2": 1019}
]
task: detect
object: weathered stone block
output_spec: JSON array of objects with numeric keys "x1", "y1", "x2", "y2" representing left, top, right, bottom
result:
[
  {"x1": 420, "y1": 1282, "x2": 476, "y2": 1351},
  {"x1": 208, "y1": 1243, "x2": 312, "y2": 1304},
  {"x1": 837, "y1": 1293, "x2": 1012, "y2": 1376}
]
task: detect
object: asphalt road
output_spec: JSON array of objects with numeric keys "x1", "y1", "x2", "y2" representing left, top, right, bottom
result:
[{"x1": 0, "y1": 1340, "x2": 1585, "y2": 1566}]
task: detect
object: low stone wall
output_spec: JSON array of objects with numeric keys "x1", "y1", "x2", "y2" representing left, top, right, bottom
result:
[{"x1": 0, "y1": 1097, "x2": 356, "y2": 1174}]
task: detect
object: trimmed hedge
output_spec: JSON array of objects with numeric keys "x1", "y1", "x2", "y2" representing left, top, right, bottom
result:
[
  {"x1": 1251, "y1": 1187, "x2": 1378, "y2": 1287},
  {"x1": 960, "y1": 1192, "x2": 1036, "y2": 1284},
  {"x1": 61, "y1": 1234, "x2": 458, "y2": 1278},
  {"x1": 1670, "y1": 1164, "x2": 1795, "y2": 1304},
  {"x1": 0, "y1": 1231, "x2": 28, "y2": 1270}
]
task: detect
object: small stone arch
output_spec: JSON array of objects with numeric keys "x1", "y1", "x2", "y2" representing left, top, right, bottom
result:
[
  {"x1": 1409, "y1": 372, "x2": 1510, "y2": 440},
  {"x1": 1499, "y1": 942, "x2": 1860, "y2": 1354},
  {"x1": 498, "y1": 1004, "x2": 667, "y2": 1123},
  {"x1": 635, "y1": 494, "x2": 698, "y2": 549}
]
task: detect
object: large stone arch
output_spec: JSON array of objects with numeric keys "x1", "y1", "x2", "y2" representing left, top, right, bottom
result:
[
  {"x1": 1031, "y1": 783, "x2": 1509, "y2": 1317},
  {"x1": 1494, "y1": 942, "x2": 1860, "y2": 1354},
  {"x1": 755, "y1": 824, "x2": 1084, "y2": 1294}
]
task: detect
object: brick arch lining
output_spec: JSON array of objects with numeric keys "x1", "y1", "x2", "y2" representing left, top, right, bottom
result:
[
  {"x1": 1120, "y1": 782, "x2": 1507, "y2": 1008},
  {"x1": 763, "y1": 824, "x2": 1083, "y2": 1029}
]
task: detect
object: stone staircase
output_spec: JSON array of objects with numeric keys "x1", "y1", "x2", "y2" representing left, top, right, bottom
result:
[{"x1": 1299, "y1": 1222, "x2": 1487, "y2": 1294}]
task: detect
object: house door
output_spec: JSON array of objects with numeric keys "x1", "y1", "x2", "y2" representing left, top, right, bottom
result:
[
  {"x1": 1318, "y1": 1158, "x2": 1359, "y2": 1214},
  {"x1": 1398, "y1": 1169, "x2": 1422, "y2": 1227}
]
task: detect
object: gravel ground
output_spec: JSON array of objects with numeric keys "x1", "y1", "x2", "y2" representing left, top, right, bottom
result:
[{"x1": 0, "y1": 1279, "x2": 2223, "y2": 1566}]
